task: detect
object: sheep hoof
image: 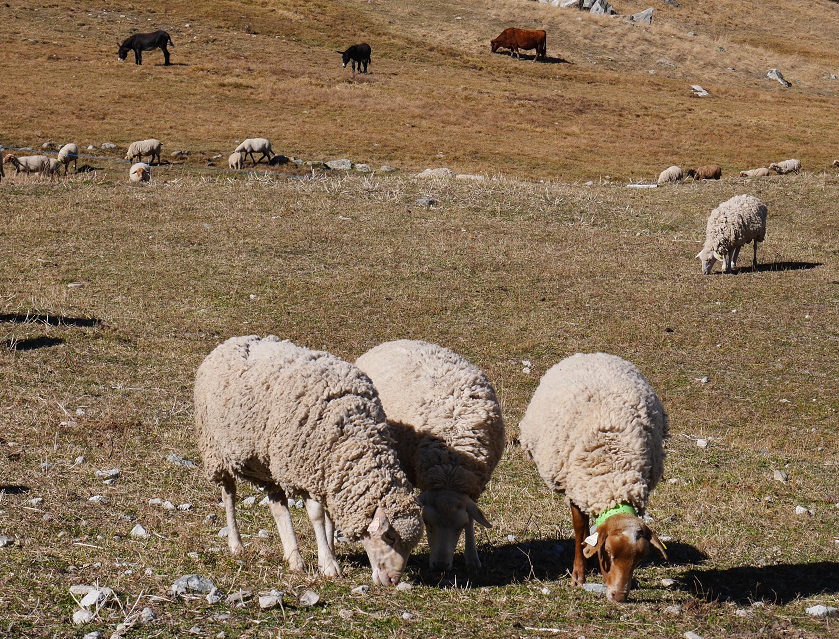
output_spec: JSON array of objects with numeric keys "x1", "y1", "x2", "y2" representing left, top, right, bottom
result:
[
  {"x1": 320, "y1": 562, "x2": 342, "y2": 577},
  {"x1": 286, "y1": 552, "x2": 306, "y2": 573},
  {"x1": 229, "y1": 542, "x2": 245, "y2": 556}
]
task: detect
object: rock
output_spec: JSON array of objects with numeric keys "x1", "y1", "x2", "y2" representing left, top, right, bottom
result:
[
  {"x1": 631, "y1": 8, "x2": 654, "y2": 24},
  {"x1": 767, "y1": 69, "x2": 791, "y2": 88},
  {"x1": 416, "y1": 168, "x2": 455, "y2": 179},
  {"x1": 806, "y1": 604, "x2": 838, "y2": 617},
  {"x1": 626, "y1": 184, "x2": 657, "y2": 189},
  {"x1": 87, "y1": 145, "x2": 97, "y2": 151},
  {"x1": 73, "y1": 609, "x2": 95, "y2": 625},
  {"x1": 171, "y1": 150, "x2": 189, "y2": 158},
  {"x1": 75, "y1": 455, "x2": 86, "y2": 464},
  {"x1": 70, "y1": 585, "x2": 96, "y2": 596},
  {"x1": 206, "y1": 588, "x2": 224, "y2": 604},
  {"x1": 166, "y1": 453, "x2": 197, "y2": 468},
  {"x1": 88, "y1": 495, "x2": 106, "y2": 503},
  {"x1": 178, "y1": 503, "x2": 192, "y2": 511},
  {"x1": 378, "y1": 165, "x2": 396, "y2": 172},
  {"x1": 691, "y1": 85, "x2": 710, "y2": 97},
  {"x1": 258, "y1": 590, "x2": 283, "y2": 609},
  {"x1": 217, "y1": 527, "x2": 229, "y2": 537},
  {"x1": 42, "y1": 141, "x2": 53, "y2": 149},
  {"x1": 589, "y1": 0, "x2": 616, "y2": 15},
  {"x1": 101, "y1": 143, "x2": 117, "y2": 150},
  {"x1": 696, "y1": 438, "x2": 708, "y2": 448},
  {"x1": 162, "y1": 501, "x2": 175, "y2": 510},
  {"x1": 351, "y1": 585, "x2": 370, "y2": 595},
  {"x1": 664, "y1": 605, "x2": 681, "y2": 615},
  {"x1": 795, "y1": 505, "x2": 812, "y2": 516},
  {"x1": 29, "y1": 498, "x2": 44, "y2": 509},
  {"x1": 326, "y1": 159, "x2": 353, "y2": 170},
  {"x1": 171, "y1": 574, "x2": 217, "y2": 596},
  {"x1": 735, "y1": 608, "x2": 751, "y2": 617},
  {"x1": 773, "y1": 469, "x2": 788, "y2": 483},
  {"x1": 560, "y1": 0, "x2": 579, "y2": 7},
  {"x1": 298, "y1": 590, "x2": 320, "y2": 606},
  {"x1": 242, "y1": 496, "x2": 257, "y2": 507},
  {"x1": 583, "y1": 583, "x2": 607, "y2": 593},
  {"x1": 140, "y1": 607, "x2": 156, "y2": 623},
  {"x1": 80, "y1": 588, "x2": 113, "y2": 608},
  {"x1": 257, "y1": 529, "x2": 270, "y2": 539},
  {"x1": 415, "y1": 197, "x2": 438, "y2": 207},
  {"x1": 355, "y1": 163, "x2": 373, "y2": 173},
  {"x1": 95, "y1": 468, "x2": 120, "y2": 480},
  {"x1": 540, "y1": 586, "x2": 551, "y2": 595},
  {"x1": 259, "y1": 496, "x2": 270, "y2": 506},
  {"x1": 225, "y1": 589, "x2": 252, "y2": 607},
  {"x1": 396, "y1": 581, "x2": 413, "y2": 592},
  {"x1": 0, "y1": 535, "x2": 15, "y2": 547},
  {"x1": 401, "y1": 612, "x2": 414, "y2": 620},
  {"x1": 684, "y1": 632, "x2": 704, "y2": 639},
  {"x1": 130, "y1": 524, "x2": 150, "y2": 539},
  {"x1": 661, "y1": 578, "x2": 676, "y2": 587},
  {"x1": 83, "y1": 632, "x2": 102, "y2": 639}
]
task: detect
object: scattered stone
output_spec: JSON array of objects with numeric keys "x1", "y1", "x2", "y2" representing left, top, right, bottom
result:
[
  {"x1": 700, "y1": 376, "x2": 709, "y2": 384},
  {"x1": 130, "y1": 524, "x2": 150, "y2": 539},
  {"x1": 661, "y1": 578, "x2": 675, "y2": 587},
  {"x1": 206, "y1": 588, "x2": 224, "y2": 604},
  {"x1": 773, "y1": 470, "x2": 788, "y2": 483},
  {"x1": 355, "y1": 163, "x2": 372, "y2": 172},
  {"x1": 540, "y1": 586, "x2": 551, "y2": 595},
  {"x1": 396, "y1": 581, "x2": 413, "y2": 592},
  {"x1": 140, "y1": 607, "x2": 156, "y2": 623},
  {"x1": 630, "y1": 8, "x2": 654, "y2": 24},
  {"x1": 298, "y1": 590, "x2": 320, "y2": 606},
  {"x1": 767, "y1": 69, "x2": 791, "y2": 88},
  {"x1": 178, "y1": 503, "x2": 193, "y2": 511},
  {"x1": 416, "y1": 167, "x2": 455, "y2": 179},
  {"x1": 691, "y1": 85, "x2": 710, "y2": 97},
  {"x1": 664, "y1": 0, "x2": 679, "y2": 6},
  {"x1": 378, "y1": 165, "x2": 396, "y2": 172},
  {"x1": 259, "y1": 496, "x2": 270, "y2": 506},
  {"x1": 171, "y1": 574, "x2": 217, "y2": 596},
  {"x1": 87, "y1": 145, "x2": 97, "y2": 151},
  {"x1": 401, "y1": 612, "x2": 414, "y2": 620},
  {"x1": 338, "y1": 609, "x2": 354, "y2": 619},
  {"x1": 149, "y1": 498, "x2": 163, "y2": 506},
  {"x1": 75, "y1": 455, "x2": 86, "y2": 465},
  {"x1": 415, "y1": 197, "x2": 438, "y2": 207},
  {"x1": 171, "y1": 150, "x2": 189, "y2": 158},
  {"x1": 806, "y1": 604, "x2": 838, "y2": 617},
  {"x1": 685, "y1": 632, "x2": 704, "y2": 639},
  {"x1": 258, "y1": 590, "x2": 283, "y2": 609},
  {"x1": 794, "y1": 505, "x2": 813, "y2": 516},
  {"x1": 82, "y1": 632, "x2": 102, "y2": 639},
  {"x1": 166, "y1": 453, "x2": 197, "y2": 468},
  {"x1": 79, "y1": 588, "x2": 113, "y2": 608},
  {"x1": 589, "y1": 0, "x2": 616, "y2": 14},
  {"x1": 225, "y1": 589, "x2": 252, "y2": 607},
  {"x1": 242, "y1": 496, "x2": 257, "y2": 506},
  {"x1": 28, "y1": 497, "x2": 44, "y2": 507},
  {"x1": 326, "y1": 159, "x2": 353, "y2": 170},
  {"x1": 95, "y1": 468, "x2": 120, "y2": 480},
  {"x1": 664, "y1": 605, "x2": 682, "y2": 615},
  {"x1": 204, "y1": 514, "x2": 218, "y2": 525},
  {"x1": 560, "y1": 0, "x2": 579, "y2": 7},
  {"x1": 351, "y1": 585, "x2": 370, "y2": 595},
  {"x1": 735, "y1": 608, "x2": 751, "y2": 617},
  {"x1": 101, "y1": 143, "x2": 117, "y2": 150},
  {"x1": 160, "y1": 500, "x2": 175, "y2": 511},
  {"x1": 188, "y1": 627, "x2": 201, "y2": 635},
  {"x1": 626, "y1": 183, "x2": 657, "y2": 189},
  {"x1": 257, "y1": 529, "x2": 270, "y2": 539},
  {"x1": 88, "y1": 495, "x2": 106, "y2": 503},
  {"x1": 696, "y1": 439, "x2": 708, "y2": 448},
  {"x1": 73, "y1": 609, "x2": 95, "y2": 625},
  {"x1": 70, "y1": 585, "x2": 97, "y2": 596},
  {"x1": 583, "y1": 583, "x2": 607, "y2": 594},
  {"x1": 217, "y1": 527, "x2": 229, "y2": 538}
]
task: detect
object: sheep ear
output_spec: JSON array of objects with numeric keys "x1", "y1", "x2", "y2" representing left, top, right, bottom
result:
[
  {"x1": 646, "y1": 527, "x2": 668, "y2": 561},
  {"x1": 713, "y1": 251, "x2": 723, "y2": 261},
  {"x1": 465, "y1": 497, "x2": 492, "y2": 529},
  {"x1": 582, "y1": 531, "x2": 603, "y2": 558}
]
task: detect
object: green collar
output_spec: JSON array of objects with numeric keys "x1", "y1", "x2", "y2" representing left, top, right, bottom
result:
[{"x1": 594, "y1": 504, "x2": 637, "y2": 528}]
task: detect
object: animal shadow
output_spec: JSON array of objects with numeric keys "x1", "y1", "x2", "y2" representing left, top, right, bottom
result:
[
  {"x1": 0, "y1": 313, "x2": 100, "y2": 327},
  {"x1": 0, "y1": 486, "x2": 30, "y2": 495},
  {"x1": 3, "y1": 336, "x2": 65, "y2": 351},
  {"x1": 679, "y1": 562, "x2": 839, "y2": 604},
  {"x1": 752, "y1": 261, "x2": 822, "y2": 273}
]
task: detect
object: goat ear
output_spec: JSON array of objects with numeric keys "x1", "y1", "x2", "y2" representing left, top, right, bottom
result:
[{"x1": 465, "y1": 497, "x2": 492, "y2": 529}]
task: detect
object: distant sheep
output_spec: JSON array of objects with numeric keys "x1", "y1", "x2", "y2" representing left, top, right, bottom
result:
[
  {"x1": 768, "y1": 159, "x2": 801, "y2": 175},
  {"x1": 228, "y1": 152, "x2": 244, "y2": 171},
  {"x1": 234, "y1": 138, "x2": 274, "y2": 166},
  {"x1": 2, "y1": 153, "x2": 50, "y2": 176},
  {"x1": 519, "y1": 352, "x2": 669, "y2": 603},
  {"x1": 657, "y1": 166, "x2": 683, "y2": 184},
  {"x1": 356, "y1": 340, "x2": 505, "y2": 572},
  {"x1": 194, "y1": 336, "x2": 423, "y2": 585},
  {"x1": 125, "y1": 139, "x2": 162, "y2": 165},
  {"x1": 739, "y1": 167, "x2": 771, "y2": 178},
  {"x1": 45, "y1": 158, "x2": 62, "y2": 181},
  {"x1": 686, "y1": 165, "x2": 722, "y2": 180},
  {"x1": 57, "y1": 143, "x2": 79, "y2": 175},
  {"x1": 833, "y1": 160, "x2": 839, "y2": 168},
  {"x1": 696, "y1": 194, "x2": 767, "y2": 274},
  {"x1": 0, "y1": 149, "x2": 4, "y2": 182},
  {"x1": 338, "y1": 43, "x2": 371, "y2": 74},
  {"x1": 118, "y1": 30, "x2": 174, "y2": 65},
  {"x1": 129, "y1": 162, "x2": 151, "y2": 183}
]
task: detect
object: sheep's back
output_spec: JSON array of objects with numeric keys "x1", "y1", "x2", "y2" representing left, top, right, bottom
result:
[
  {"x1": 706, "y1": 194, "x2": 767, "y2": 252},
  {"x1": 519, "y1": 353, "x2": 667, "y2": 515}
]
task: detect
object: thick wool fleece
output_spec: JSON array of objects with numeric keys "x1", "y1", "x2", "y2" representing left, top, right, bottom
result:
[
  {"x1": 126, "y1": 139, "x2": 162, "y2": 159},
  {"x1": 194, "y1": 335, "x2": 423, "y2": 548},
  {"x1": 519, "y1": 353, "x2": 668, "y2": 517},
  {"x1": 702, "y1": 194, "x2": 767, "y2": 258},
  {"x1": 356, "y1": 340, "x2": 505, "y2": 500}
]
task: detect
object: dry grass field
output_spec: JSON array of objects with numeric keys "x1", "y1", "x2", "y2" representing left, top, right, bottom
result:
[{"x1": 1, "y1": 0, "x2": 838, "y2": 638}]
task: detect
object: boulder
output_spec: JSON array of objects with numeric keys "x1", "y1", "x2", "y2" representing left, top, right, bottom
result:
[
  {"x1": 416, "y1": 167, "x2": 455, "y2": 179},
  {"x1": 767, "y1": 68, "x2": 791, "y2": 87},
  {"x1": 631, "y1": 8, "x2": 654, "y2": 24},
  {"x1": 326, "y1": 158, "x2": 353, "y2": 170}
]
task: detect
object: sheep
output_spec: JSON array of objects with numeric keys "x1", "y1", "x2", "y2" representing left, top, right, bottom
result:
[
  {"x1": 739, "y1": 167, "x2": 771, "y2": 178},
  {"x1": 129, "y1": 162, "x2": 151, "y2": 183},
  {"x1": 194, "y1": 335, "x2": 423, "y2": 585},
  {"x1": 3, "y1": 153, "x2": 51, "y2": 176},
  {"x1": 228, "y1": 152, "x2": 244, "y2": 171},
  {"x1": 0, "y1": 149, "x2": 4, "y2": 182},
  {"x1": 696, "y1": 194, "x2": 767, "y2": 274},
  {"x1": 234, "y1": 138, "x2": 274, "y2": 166},
  {"x1": 57, "y1": 143, "x2": 79, "y2": 175},
  {"x1": 686, "y1": 165, "x2": 722, "y2": 180},
  {"x1": 656, "y1": 165, "x2": 683, "y2": 184},
  {"x1": 768, "y1": 159, "x2": 801, "y2": 175},
  {"x1": 125, "y1": 139, "x2": 162, "y2": 165},
  {"x1": 45, "y1": 158, "x2": 62, "y2": 181},
  {"x1": 355, "y1": 339, "x2": 505, "y2": 572},
  {"x1": 519, "y1": 352, "x2": 669, "y2": 603}
]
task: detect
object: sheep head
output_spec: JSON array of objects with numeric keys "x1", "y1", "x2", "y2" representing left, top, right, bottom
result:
[
  {"x1": 696, "y1": 245, "x2": 722, "y2": 275},
  {"x1": 360, "y1": 506, "x2": 413, "y2": 586},
  {"x1": 582, "y1": 513, "x2": 667, "y2": 603},
  {"x1": 419, "y1": 489, "x2": 492, "y2": 571}
]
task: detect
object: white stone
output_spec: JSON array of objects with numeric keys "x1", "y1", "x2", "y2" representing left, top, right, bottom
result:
[
  {"x1": 242, "y1": 496, "x2": 257, "y2": 506},
  {"x1": 396, "y1": 581, "x2": 413, "y2": 591},
  {"x1": 773, "y1": 470, "x2": 788, "y2": 482},
  {"x1": 352, "y1": 585, "x2": 370, "y2": 595},
  {"x1": 73, "y1": 609, "x2": 95, "y2": 625},
  {"x1": 298, "y1": 590, "x2": 320, "y2": 606},
  {"x1": 162, "y1": 501, "x2": 176, "y2": 510},
  {"x1": 130, "y1": 524, "x2": 150, "y2": 538},
  {"x1": 661, "y1": 578, "x2": 675, "y2": 587},
  {"x1": 88, "y1": 495, "x2": 106, "y2": 503},
  {"x1": 259, "y1": 590, "x2": 283, "y2": 609},
  {"x1": 416, "y1": 167, "x2": 455, "y2": 179},
  {"x1": 140, "y1": 607, "x2": 156, "y2": 623},
  {"x1": 218, "y1": 527, "x2": 229, "y2": 537},
  {"x1": 583, "y1": 583, "x2": 607, "y2": 593},
  {"x1": 806, "y1": 604, "x2": 838, "y2": 617},
  {"x1": 794, "y1": 505, "x2": 812, "y2": 516},
  {"x1": 326, "y1": 159, "x2": 353, "y2": 170},
  {"x1": 684, "y1": 632, "x2": 704, "y2": 639},
  {"x1": 696, "y1": 439, "x2": 708, "y2": 448}
]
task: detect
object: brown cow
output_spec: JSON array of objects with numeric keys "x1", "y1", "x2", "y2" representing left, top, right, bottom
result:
[
  {"x1": 490, "y1": 28, "x2": 547, "y2": 62},
  {"x1": 686, "y1": 165, "x2": 722, "y2": 180}
]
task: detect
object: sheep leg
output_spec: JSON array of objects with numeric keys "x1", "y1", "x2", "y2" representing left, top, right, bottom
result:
[
  {"x1": 752, "y1": 240, "x2": 758, "y2": 271},
  {"x1": 731, "y1": 246, "x2": 741, "y2": 271},
  {"x1": 305, "y1": 498, "x2": 341, "y2": 577},
  {"x1": 570, "y1": 501, "x2": 589, "y2": 587},
  {"x1": 464, "y1": 518, "x2": 481, "y2": 570},
  {"x1": 324, "y1": 511, "x2": 336, "y2": 555},
  {"x1": 220, "y1": 477, "x2": 245, "y2": 555},
  {"x1": 267, "y1": 491, "x2": 306, "y2": 572},
  {"x1": 162, "y1": 46, "x2": 171, "y2": 66}
]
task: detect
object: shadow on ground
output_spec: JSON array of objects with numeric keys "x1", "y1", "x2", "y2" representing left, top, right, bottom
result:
[
  {"x1": 0, "y1": 313, "x2": 100, "y2": 327},
  {"x1": 3, "y1": 336, "x2": 65, "y2": 351}
]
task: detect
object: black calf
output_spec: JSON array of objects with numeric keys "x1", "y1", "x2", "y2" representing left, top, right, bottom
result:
[
  {"x1": 339, "y1": 43, "x2": 371, "y2": 74},
  {"x1": 118, "y1": 30, "x2": 174, "y2": 66}
]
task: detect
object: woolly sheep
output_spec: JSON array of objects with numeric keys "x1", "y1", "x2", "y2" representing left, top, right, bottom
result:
[
  {"x1": 234, "y1": 138, "x2": 274, "y2": 166},
  {"x1": 519, "y1": 352, "x2": 669, "y2": 603},
  {"x1": 228, "y1": 152, "x2": 244, "y2": 171},
  {"x1": 656, "y1": 165, "x2": 683, "y2": 184},
  {"x1": 194, "y1": 336, "x2": 423, "y2": 585},
  {"x1": 356, "y1": 339, "x2": 505, "y2": 572},
  {"x1": 125, "y1": 138, "x2": 162, "y2": 165},
  {"x1": 45, "y1": 158, "x2": 62, "y2": 181},
  {"x1": 57, "y1": 143, "x2": 79, "y2": 175},
  {"x1": 739, "y1": 167, "x2": 771, "y2": 178},
  {"x1": 686, "y1": 165, "x2": 722, "y2": 180},
  {"x1": 3, "y1": 153, "x2": 50, "y2": 175},
  {"x1": 129, "y1": 162, "x2": 151, "y2": 183},
  {"x1": 768, "y1": 159, "x2": 801, "y2": 175},
  {"x1": 696, "y1": 194, "x2": 767, "y2": 274}
]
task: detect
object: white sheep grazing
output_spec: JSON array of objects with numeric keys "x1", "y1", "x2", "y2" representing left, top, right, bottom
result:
[
  {"x1": 228, "y1": 152, "x2": 244, "y2": 171},
  {"x1": 656, "y1": 165, "x2": 683, "y2": 184},
  {"x1": 3, "y1": 153, "x2": 51, "y2": 175},
  {"x1": 356, "y1": 339, "x2": 505, "y2": 572},
  {"x1": 768, "y1": 158, "x2": 801, "y2": 175},
  {"x1": 195, "y1": 336, "x2": 423, "y2": 585},
  {"x1": 519, "y1": 352, "x2": 669, "y2": 603},
  {"x1": 739, "y1": 167, "x2": 771, "y2": 178},
  {"x1": 45, "y1": 158, "x2": 62, "y2": 181},
  {"x1": 129, "y1": 162, "x2": 151, "y2": 183},
  {"x1": 234, "y1": 138, "x2": 274, "y2": 166},
  {"x1": 57, "y1": 143, "x2": 79, "y2": 175},
  {"x1": 696, "y1": 194, "x2": 768, "y2": 274},
  {"x1": 125, "y1": 139, "x2": 162, "y2": 165}
]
